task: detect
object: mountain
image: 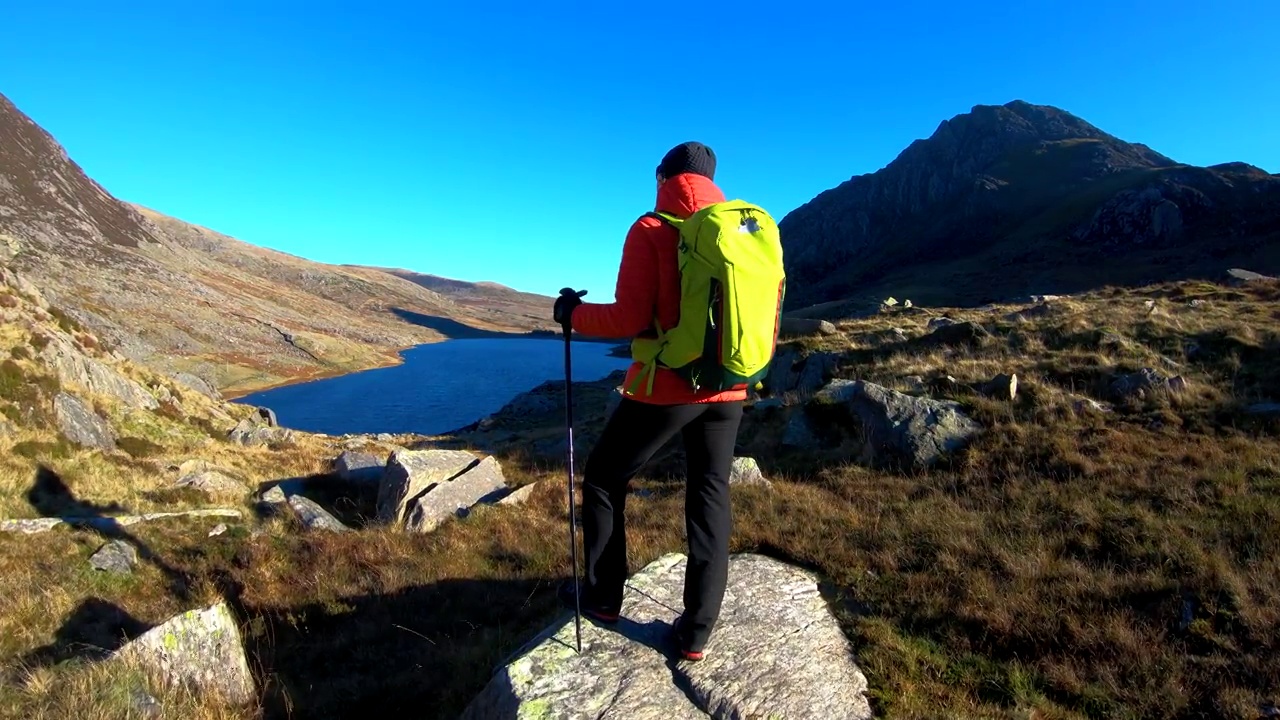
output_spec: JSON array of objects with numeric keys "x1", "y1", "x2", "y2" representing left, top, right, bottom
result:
[
  {"x1": 0, "y1": 92, "x2": 554, "y2": 396},
  {"x1": 778, "y1": 100, "x2": 1280, "y2": 314}
]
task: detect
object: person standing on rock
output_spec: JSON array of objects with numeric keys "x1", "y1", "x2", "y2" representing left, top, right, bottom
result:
[{"x1": 552, "y1": 141, "x2": 760, "y2": 662}]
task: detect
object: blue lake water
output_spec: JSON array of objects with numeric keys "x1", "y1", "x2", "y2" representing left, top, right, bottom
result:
[{"x1": 233, "y1": 338, "x2": 632, "y2": 436}]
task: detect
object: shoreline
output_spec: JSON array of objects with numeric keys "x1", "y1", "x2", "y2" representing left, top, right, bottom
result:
[{"x1": 221, "y1": 332, "x2": 628, "y2": 403}]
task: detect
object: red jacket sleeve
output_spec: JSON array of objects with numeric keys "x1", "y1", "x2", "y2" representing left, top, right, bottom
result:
[{"x1": 570, "y1": 218, "x2": 659, "y2": 339}]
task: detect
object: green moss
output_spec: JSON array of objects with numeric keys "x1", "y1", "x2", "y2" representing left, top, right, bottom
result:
[
  {"x1": 117, "y1": 436, "x2": 164, "y2": 458},
  {"x1": 12, "y1": 440, "x2": 74, "y2": 461}
]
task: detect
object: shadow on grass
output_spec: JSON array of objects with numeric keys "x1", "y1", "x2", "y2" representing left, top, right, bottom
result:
[
  {"x1": 27, "y1": 465, "x2": 194, "y2": 603},
  {"x1": 17, "y1": 598, "x2": 152, "y2": 670}
]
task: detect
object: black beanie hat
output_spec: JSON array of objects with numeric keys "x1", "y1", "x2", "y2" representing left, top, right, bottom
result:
[{"x1": 656, "y1": 141, "x2": 716, "y2": 181}]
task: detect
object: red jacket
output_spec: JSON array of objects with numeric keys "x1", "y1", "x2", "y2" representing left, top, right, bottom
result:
[{"x1": 571, "y1": 172, "x2": 747, "y2": 405}]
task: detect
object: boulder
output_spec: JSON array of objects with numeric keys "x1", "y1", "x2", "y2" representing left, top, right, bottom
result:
[
  {"x1": 796, "y1": 352, "x2": 838, "y2": 396},
  {"x1": 112, "y1": 601, "x2": 255, "y2": 705},
  {"x1": 1226, "y1": 268, "x2": 1277, "y2": 285},
  {"x1": 979, "y1": 373, "x2": 1018, "y2": 401},
  {"x1": 38, "y1": 335, "x2": 158, "y2": 410},
  {"x1": 89, "y1": 540, "x2": 138, "y2": 574},
  {"x1": 780, "y1": 410, "x2": 820, "y2": 450},
  {"x1": 729, "y1": 457, "x2": 771, "y2": 487},
  {"x1": 779, "y1": 317, "x2": 838, "y2": 337},
  {"x1": 812, "y1": 379, "x2": 982, "y2": 468},
  {"x1": 54, "y1": 392, "x2": 116, "y2": 450},
  {"x1": 333, "y1": 451, "x2": 383, "y2": 484},
  {"x1": 915, "y1": 320, "x2": 991, "y2": 349},
  {"x1": 227, "y1": 415, "x2": 292, "y2": 447},
  {"x1": 175, "y1": 470, "x2": 246, "y2": 499},
  {"x1": 764, "y1": 346, "x2": 800, "y2": 395},
  {"x1": 458, "y1": 553, "x2": 871, "y2": 719},
  {"x1": 926, "y1": 316, "x2": 959, "y2": 331},
  {"x1": 377, "y1": 449, "x2": 508, "y2": 531},
  {"x1": 1110, "y1": 368, "x2": 1184, "y2": 400},
  {"x1": 405, "y1": 456, "x2": 508, "y2": 533},
  {"x1": 287, "y1": 495, "x2": 351, "y2": 532}
]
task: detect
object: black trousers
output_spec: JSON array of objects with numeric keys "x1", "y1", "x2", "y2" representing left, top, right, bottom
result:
[{"x1": 580, "y1": 396, "x2": 745, "y2": 650}]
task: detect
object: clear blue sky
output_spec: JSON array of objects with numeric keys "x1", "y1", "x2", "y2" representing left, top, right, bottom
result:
[{"x1": 2, "y1": 1, "x2": 1276, "y2": 300}]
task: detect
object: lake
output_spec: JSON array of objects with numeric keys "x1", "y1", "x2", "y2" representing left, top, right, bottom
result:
[{"x1": 233, "y1": 338, "x2": 632, "y2": 436}]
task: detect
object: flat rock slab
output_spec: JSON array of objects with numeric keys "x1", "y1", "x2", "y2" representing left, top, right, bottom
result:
[
  {"x1": 460, "y1": 553, "x2": 871, "y2": 719},
  {"x1": 333, "y1": 451, "x2": 383, "y2": 484},
  {"x1": 0, "y1": 509, "x2": 242, "y2": 534},
  {"x1": 112, "y1": 601, "x2": 254, "y2": 705}
]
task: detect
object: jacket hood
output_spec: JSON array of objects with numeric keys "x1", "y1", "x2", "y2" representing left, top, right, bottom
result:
[{"x1": 656, "y1": 173, "x2": 725, "y2": 217}]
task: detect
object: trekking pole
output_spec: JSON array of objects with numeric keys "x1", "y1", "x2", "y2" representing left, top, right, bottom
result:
[{"x1": 559, "y1": 288, "x2": 586, "y2": 653}]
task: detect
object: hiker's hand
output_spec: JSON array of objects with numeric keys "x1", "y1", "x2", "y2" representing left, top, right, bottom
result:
[{"x1": 554, "y1": 288, "x2": 586, "y2": 332}]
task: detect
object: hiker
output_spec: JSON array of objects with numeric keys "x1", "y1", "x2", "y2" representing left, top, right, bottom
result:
[{"x1": 553, "y1": 141, "x2": 782, "y2": 662}]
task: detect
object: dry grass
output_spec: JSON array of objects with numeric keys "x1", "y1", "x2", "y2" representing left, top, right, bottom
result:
[{"x1": 0, "y1": 279, "x2": 1277, "y2": 719}]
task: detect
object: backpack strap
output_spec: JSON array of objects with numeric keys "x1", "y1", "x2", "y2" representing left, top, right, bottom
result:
[{"x1": 644, "y1": 211, "x2": 682, "y2": 227}]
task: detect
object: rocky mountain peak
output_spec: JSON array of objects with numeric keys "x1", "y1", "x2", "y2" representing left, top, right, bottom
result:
[{"x1": 0, "y1": 92, "x2": 160, "y2": 255}]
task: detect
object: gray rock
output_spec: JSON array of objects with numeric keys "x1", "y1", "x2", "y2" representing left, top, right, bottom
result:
[
  {"x1": 1226, "y1": 268, "x2": 1277, "y2": 284},
  {"x1": 916, "y1": 320, "x2": 991, "y2": 348},
  {"x1": 377, "y1": 448, "x2": 483, "y2": 524},
  {"x1": 458, "y1": 553, "x2": 871, "y2": 720},
  {"x1": 813, "y1": 379, "x2": 982, "y2": 468},
  {"x1": 287, "y1": 495, "x2": 351, "y2": 532},
  {"x1": 796, "y1": 352, "x2": 838, "y2": 395},
  {"x1": 208, "y1": 524, "x2": 228, "y2": 537},
  {"x1": 54, "y1": 392, "x2": 116, "y2": 450},
  {"x1": 0, "y1": 509, "x2": 243, "y2": 535},
  {"x1": 765, "y1": 346, "x2": 800, "y2": 395},
  {"x1": 0, "y1": 419, "x2": 15, "y2": 437},
  {"x1": 779, "y1": 317, "x2": 838, "y2": 337},
  {"x1": 172, "y1": 372, "x2": 221, "y2": 400},
  {"x1": 38, "y1": 336, "x2": 158, "y2": 410},
  {"x1": 176, "y1": 470, "x2": 245, "y2": 499},
  {"x1": 405, "y1": 455, "x2": 508, "y2": 533},
  {"x1": 333, "y1": 451, "x2": 383, "y2": 484},
  {"x1": 1110, "y1": 367, "x2": 1181, "y2": 399},
  {"x1": 498, "y1": 483, "x2": 538, "y2": 506},
  {"x1": 112, "y1": 601, "x2": 255, "y2": 705},
  {"x1": 89, "y1": 540, "x2": 138, "y2": 574},
  {"x1": 781, "y1": 410, "x2": 820, "y2": 450},
  {"x1": 729, "y1": 457, "x2": 771, "y2": 487},
  {"x1": 227, "y1": 417, "x2": 292, "y2": 447},
  {"x1": 259, "y1": 485, "x2": 287, "y2": 505},
  {"x1": 255, "y1": 406, "x2": 278, "y2": 427},
  {"x1": 979, "y1": 373, "x2": 1018, "y2": 401},
  {"x1": 926, "y1": 316, "x2": 959, "y2": 331}
]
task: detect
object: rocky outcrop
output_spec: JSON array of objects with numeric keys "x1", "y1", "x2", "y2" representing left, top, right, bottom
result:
[
  {"x1": 112, "y1": 601, "x2": 255, "y2": 705},
  {"x1": 53, "y1": 392, "x2": 116, "y2": 450},
  {"x1": 175, "y1": 469, "x2": 246, "y2": 499},
  {"x1": 459, "y1": 553, "x2": 871, "y2": 719},
  {"x1": 38, "y1": 335, "x2": 158, "y2": 410},
  {"x1": 172, "y1": 372, "x2": 221, "y2": 400},
  {"x1": 376, "y1": 449, "x2": 508, "y2": 532},
  {"x1": 766, "y1": 348, "x2": 839, "y2": 398},
  {"x1": 810, "y1": 379, "x2": 982, "y2": 467},
  {"x1": 776, "y1": 99, "x2": 1280, "y2": 311},
  {"x1": 227, "y1": 411, "x2": 292, "y2": 447}
]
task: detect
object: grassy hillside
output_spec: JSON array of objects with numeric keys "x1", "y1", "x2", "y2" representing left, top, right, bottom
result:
[{"x1": 0, "y1": 270, "x2": 1277, "y2": 719}]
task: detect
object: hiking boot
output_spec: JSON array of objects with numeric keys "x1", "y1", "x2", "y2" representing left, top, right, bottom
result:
[
  {"x1": 671, "y1": 615, "x2": 706, "y2": 662},
  {"x1": 557, "y1": 579, "x2": 620, "y2": 624}
]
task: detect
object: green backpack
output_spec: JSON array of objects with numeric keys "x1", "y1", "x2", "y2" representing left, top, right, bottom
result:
[{"x1": 627, "y1": 199, "x2": 786, "y2": 397}]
